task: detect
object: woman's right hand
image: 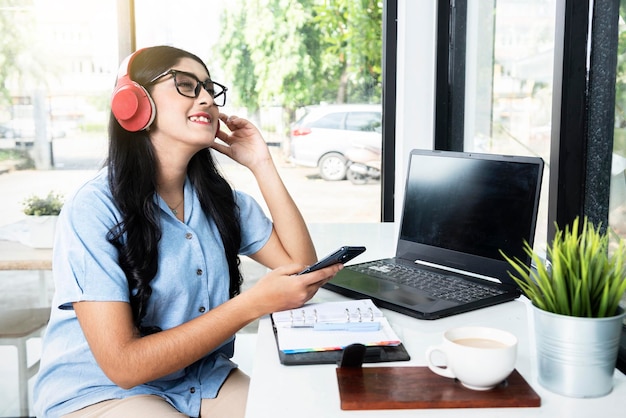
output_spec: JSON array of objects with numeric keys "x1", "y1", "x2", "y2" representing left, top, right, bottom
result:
[{"x1": 244, "y1": 263, "x2": 343, "y2": 316}]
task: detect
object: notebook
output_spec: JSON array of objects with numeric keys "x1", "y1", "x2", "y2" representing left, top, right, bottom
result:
[
  {"x1": 270, "y1": 299, "x2": 410, "y2": 365},
  {"x1": 324, "y1": 149, "x2": 544, "y2": 320},
  {"x1": 272, "y1": 299, "x2": 400, "y2": 354}
]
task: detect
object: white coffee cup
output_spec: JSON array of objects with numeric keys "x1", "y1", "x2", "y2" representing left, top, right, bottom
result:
[{"x1": 425, "y1": 326, "x2": 518, "y2": 390}]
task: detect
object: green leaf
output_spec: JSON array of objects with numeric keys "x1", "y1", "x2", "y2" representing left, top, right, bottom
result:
[
  {"x1": 500, "y1": 216, "x2": 626, "y2": 318},
  {"x1": 22, "y1": 191, "x2": 64, "y2": 216}
]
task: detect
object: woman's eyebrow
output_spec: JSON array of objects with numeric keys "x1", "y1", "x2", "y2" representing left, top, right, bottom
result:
[{"x1": 175, "y1": 69, "x2": 212, "y2": 82}]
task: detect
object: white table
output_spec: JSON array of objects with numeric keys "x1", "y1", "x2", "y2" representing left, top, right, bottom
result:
[{"x1": 245, "y1": 223, "x2": 626, "y2": 418}]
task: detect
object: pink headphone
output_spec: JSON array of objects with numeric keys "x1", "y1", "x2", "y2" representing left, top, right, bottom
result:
[{"x1": 111, "y1": 49, "x2": 156, "y2": 132}]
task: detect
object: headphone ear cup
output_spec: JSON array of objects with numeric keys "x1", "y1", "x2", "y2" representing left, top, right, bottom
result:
[
  {"x1": 111, "y1": 76, "x2": 155, "y2": 132},
  {"x1": 111, "y1": 49, "x2": 155, "y2": 132}
]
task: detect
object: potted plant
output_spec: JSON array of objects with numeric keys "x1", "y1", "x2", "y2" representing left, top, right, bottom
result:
[
  {"x1": 501, "y1": 216, "x2": 626, "y2": 398},
  {"x1": 22, "y1": 191, "x2": 64, "y2": 248}
]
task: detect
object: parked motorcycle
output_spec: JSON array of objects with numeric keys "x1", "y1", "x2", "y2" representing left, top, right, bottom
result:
[{"x1": 345, "y1": 145, "x2": 381, "y2": 185}]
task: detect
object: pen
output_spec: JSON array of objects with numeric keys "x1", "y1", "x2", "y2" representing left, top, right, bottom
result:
[{"x1": 313, "y1": 322, "x2": 381, "y2": 332}]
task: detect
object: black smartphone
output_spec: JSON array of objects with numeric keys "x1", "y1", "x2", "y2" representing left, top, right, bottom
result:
[{"x1": 297, "y1": 246, "x2": 366, "y2": 275}]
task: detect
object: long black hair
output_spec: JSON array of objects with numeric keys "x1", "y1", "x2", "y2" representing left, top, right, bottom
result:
[{"x1": 105, "y1": 46, "x2": 242, "y2": 335}]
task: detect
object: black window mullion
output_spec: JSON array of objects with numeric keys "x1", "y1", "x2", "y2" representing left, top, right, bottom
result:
[
  {"x1": 381, "y1": 0, "x2": 398, "y2": 222},
  {"x1": 584, "y1": 0, "x2": 620, "y2": 231},
  {"x1": 434, "y1": 0, "x2": 467, "y2": 151}
]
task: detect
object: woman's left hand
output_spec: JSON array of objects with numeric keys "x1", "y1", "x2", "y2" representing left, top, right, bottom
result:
[{"x1": 210, "y1": 113, "x2": 272, "y2": 170}]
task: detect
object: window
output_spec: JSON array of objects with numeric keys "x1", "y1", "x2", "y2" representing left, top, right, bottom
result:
[
  {"x1": 440, "y1": 0, "x2": 621, "y2": 253},
  {"x1": 438, "y1": 0, "x2": 556, "y2": 252},
  {"x1": 0, "y1": 1, "x2": 386, "y2": 225},
  {"x1": 134, "y1": 0, "x2": 385, "y2": 223}
]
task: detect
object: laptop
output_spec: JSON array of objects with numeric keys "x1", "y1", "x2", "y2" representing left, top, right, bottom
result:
[{"x1": 324, "y1": 149, "x2": 544, "y2": 319}]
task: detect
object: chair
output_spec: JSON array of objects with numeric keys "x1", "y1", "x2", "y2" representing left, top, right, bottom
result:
[{"x1": 0, "y1": 307, "x2": 50, "y2": 417}]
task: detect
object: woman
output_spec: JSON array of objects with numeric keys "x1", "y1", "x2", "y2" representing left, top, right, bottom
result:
[{"x1": 33, "y1": 45, "x2": 341, "y2": 417}]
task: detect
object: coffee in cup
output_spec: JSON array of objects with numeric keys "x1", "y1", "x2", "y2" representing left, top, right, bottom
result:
[{"x1": 425, "y1": 326, "x2": 517, "y2": 390}]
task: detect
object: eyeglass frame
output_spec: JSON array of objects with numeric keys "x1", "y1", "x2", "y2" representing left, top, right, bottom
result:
[{"x1": 148, "y1": 69, "x2": 228, "y2": 106}]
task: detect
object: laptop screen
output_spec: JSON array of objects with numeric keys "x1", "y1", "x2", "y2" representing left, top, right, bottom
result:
[{"x1": 398, "y1": 150, "x2": 544, "y2": 278}]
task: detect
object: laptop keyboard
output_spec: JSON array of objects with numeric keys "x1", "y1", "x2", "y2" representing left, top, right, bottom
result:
[{"x1": 348, "y1": 260, "x2": 505, "y2": 303}]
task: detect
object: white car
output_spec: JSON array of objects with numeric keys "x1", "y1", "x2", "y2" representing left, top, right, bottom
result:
[{"x1": 288, "y1": 104, "x2": 382, "y2": 181}]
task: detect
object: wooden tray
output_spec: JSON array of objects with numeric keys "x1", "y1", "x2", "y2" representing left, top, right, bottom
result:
[{"x1": 336, "y1": 367, "x2": 540, "y2": 410}]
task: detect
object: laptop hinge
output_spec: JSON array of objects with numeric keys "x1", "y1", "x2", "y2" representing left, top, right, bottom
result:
[{"x1": 414, "y1": 260, "x2": 502, "y2": 284}]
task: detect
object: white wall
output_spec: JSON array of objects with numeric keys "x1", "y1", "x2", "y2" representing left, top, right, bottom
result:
[{"x1": 394, "y1": 0, "x2": 438, "y2": 222}]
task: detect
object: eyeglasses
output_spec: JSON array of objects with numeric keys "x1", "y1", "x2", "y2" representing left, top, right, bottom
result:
[{"x1": 149, "y1": 70, "x2": 228, "y2": 107}]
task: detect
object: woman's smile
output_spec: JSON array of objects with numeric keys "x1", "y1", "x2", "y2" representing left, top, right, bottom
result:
[{"x1": 189, "y1": 113, "x2": 211, "y2": 124}]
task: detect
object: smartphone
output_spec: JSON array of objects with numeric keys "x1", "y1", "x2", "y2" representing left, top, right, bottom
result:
[{"x1": 297, "y1": 246, "x2": 366, "y2": 275}]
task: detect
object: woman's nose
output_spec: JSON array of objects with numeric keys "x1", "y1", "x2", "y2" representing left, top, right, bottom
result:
[{"x1": 196, "y1": 86, "x2": 215, "y2": 106}]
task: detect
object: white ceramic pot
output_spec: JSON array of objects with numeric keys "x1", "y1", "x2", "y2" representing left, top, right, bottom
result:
[
  {"x1": 25, "y1": 215, "x2": 58, "y2": 248},
  {"x1": 533, "y1": 304, "x2": 625, "y2": 398}
]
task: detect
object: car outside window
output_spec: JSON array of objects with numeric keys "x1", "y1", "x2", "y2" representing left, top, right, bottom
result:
[
  {"x1": 345, "y1": 112, "x2": 381, "y2": 132},
  {"x1": 309, "y1": 112, "x2": 346, "y2": 129},
  {"x1": 288, "y1": 104, "x2": 382, "y2": 182}
]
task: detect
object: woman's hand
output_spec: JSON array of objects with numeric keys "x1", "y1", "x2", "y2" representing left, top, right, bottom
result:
[
  {"x1": 242, "y1": 263, "x2": 344, "y2": 316},
  {"x1": 210, "y1": 113, "x2": 272, "y2": 171}
]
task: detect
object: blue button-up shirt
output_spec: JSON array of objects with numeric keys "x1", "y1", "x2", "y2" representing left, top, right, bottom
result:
[{"x1": 33, "y1": 169, "x2": 272, "y2": 417}]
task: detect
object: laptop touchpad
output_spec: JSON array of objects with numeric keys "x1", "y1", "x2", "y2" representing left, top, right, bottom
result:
[
  {"x1": 379, "y1": 288, "x2": 437, "y2": 306},
  {"x1": 331, "y1": 273, "x2": 438, "y2": 307}
]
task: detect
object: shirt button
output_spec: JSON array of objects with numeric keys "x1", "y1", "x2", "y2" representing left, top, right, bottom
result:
[
  {"x1": 185, "y1": 232, "x2": 193, "y2": 240},
  {"x1": 196, "y1": 269, "x2": 203, "y2": 276},
  {"x1": 199, "y1": 306, "x2": 206, "y2": 313},
  {"x1": 190, "y1": 387, "x2": 196, "y2": 394}
]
